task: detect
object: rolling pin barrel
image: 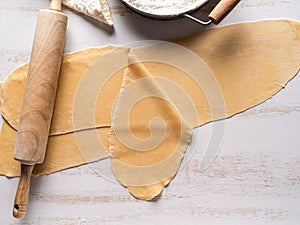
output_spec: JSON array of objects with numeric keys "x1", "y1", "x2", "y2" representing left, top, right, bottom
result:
[
  {"x1": 14, "y1": 9, "x2": 67, "y2": 165},
  {"x1": 13, "y1": 6, "x2": 67, "y2": 219}
]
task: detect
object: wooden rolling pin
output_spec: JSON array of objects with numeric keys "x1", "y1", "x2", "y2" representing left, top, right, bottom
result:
[{"x1": 13, "y1": 0, "x2": 67, "y2": 218}]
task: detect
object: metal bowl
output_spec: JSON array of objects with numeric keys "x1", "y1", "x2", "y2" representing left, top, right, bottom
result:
[{"x1": 121, "y1": 0, "x2": 213, "y2": 25}]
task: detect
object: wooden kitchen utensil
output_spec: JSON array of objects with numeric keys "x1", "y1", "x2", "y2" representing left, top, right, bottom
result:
[
  {"x1": 12, "y1": 0, "x2": 67, "y2": 218},
  {"x1": 208, "y1": 0, "x2": 241, "y2": 24}
]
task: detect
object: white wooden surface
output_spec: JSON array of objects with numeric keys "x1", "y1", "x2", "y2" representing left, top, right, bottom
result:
[{"x1": 0, "y1": 0, "x2": 300, "y2": 224}]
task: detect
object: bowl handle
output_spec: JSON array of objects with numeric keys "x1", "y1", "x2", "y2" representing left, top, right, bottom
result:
[
  {"x1": 184, "y1": 0, "x2": 240, "y2": 25},
  {"x1": 183, "y1": 14, "x2": 212, "y2": 25},
  {"x1": 209, "y1": 0, "x2": 241, "y2": 24}
]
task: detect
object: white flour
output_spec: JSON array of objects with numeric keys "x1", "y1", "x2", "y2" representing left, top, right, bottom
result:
[
  {"x1": 125, "y1": 0, "x2": 208, "y2": 16},
  {"x1": 63, "y1": 0, "x2": 113, "y2": 26}
]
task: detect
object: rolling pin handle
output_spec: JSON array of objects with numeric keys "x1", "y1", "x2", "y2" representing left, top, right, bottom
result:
[
  {"x1": 13, "y1": 165, "x2": 34, "y2": 219},
  {"x1": 49, "y1": 0, "x2": 62, "y2": 11}
]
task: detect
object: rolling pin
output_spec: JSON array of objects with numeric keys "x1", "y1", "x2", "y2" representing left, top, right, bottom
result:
[{"x1": 13, "y1": 0, "x2": 67, "y2": 218}]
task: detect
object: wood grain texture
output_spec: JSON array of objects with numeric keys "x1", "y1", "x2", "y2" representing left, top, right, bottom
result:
[
  {"x1": 12, "y1": 5, "x2": 67, "y2": 219},
  {"x1": 209, "y1": 0, "x2": 241, "y2": 24},
  {"x1": 14, "y1": 9, "x2": 67, "y2": 164},
  {"x1": 13, "y1": 165, "x2": 34, "y2": 218},
  {"x1": 49, "y1": 0, "x2": 62, "y2": 12},
  {"x1": 0, "y1": 0, "x2": 299, "y2": 224}
]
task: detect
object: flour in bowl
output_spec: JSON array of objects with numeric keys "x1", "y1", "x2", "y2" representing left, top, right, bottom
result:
[{"x1": 125, "y1": 0, "x2": 208, "y2": 16}]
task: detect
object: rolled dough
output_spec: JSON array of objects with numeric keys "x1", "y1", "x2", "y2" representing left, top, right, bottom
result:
[
  {"x1": 0, "y1": 46, "x2": 129, "y2": 176},
  {"x1": 108, "y1": 19, "x2": 300, "y2": 200},
  {"x1": 0, "y1": 19, "x2": 299, "y2": 200}
]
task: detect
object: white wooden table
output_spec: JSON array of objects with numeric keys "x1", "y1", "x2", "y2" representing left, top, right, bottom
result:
[{"x1": 0, "y1": 0, "x2": 299, "y2": 224}]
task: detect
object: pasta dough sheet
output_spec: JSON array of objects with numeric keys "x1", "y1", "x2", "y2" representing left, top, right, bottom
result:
[
  {"x1": 109, "y1": 19, "x2": 300, "y2": 199},
  {"x1": 0, "y1": 122, "x2": 110, "y2": 176},
  {"x1": 0, "y1": 19, "x2": 299, "y2": 200},
  {"x1": 1, "y1": 46, "x2": 130, "y2": 134},
  {"x1": 109, "y1": 47, "x2": 213, "y2": 199},
  {"x1": 0, "y1": 46, "x2": 129, "y2": 176}
]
